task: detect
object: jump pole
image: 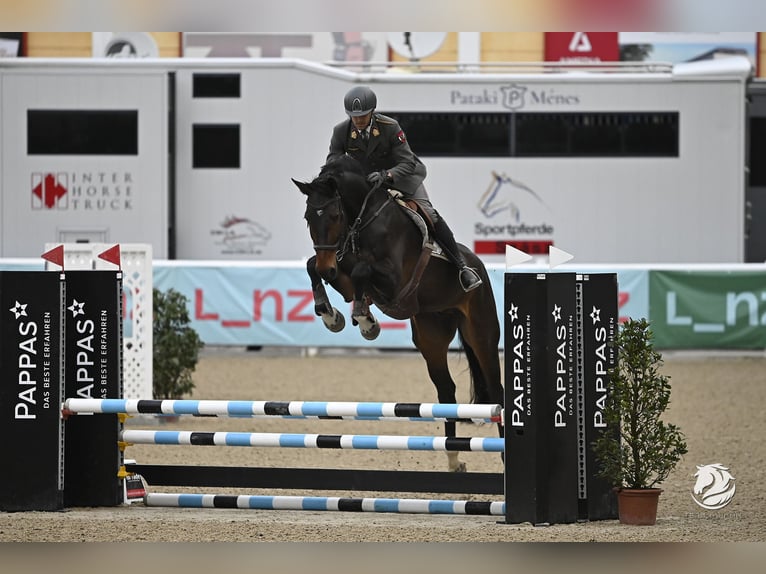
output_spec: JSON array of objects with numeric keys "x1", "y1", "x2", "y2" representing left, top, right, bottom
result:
[
  {"x1": 145, "y1": 493, "x2": 505, "y2": 516},
  {"x1": 120, "y1": 429, "x2": 504, "y2": 452},
  {"x1": 64, "y1": 398, "x2": 501, "y2": 422}
]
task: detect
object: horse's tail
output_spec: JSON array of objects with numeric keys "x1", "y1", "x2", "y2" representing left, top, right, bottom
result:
[
  {"x1": 455, "y1": 266, "x2": 503, "y2": 410},
  {"x1": 457, "y1": 330, "x2": 484, "y2": 405}
]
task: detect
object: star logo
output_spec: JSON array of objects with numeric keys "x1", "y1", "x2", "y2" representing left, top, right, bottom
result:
[
  {"x1": 590, "y1": 306, "x2": 601, "y2": 324},
  {"x1": 9, "y1": 301, "x2": 27, "y2": 319},
  {"x1": 552, "y1": 304, "x2": 561, "y2": 322},
  {"x1": 68, "y1": 299, "x2": 85, "y2": 317},
  {"x1": 507, "y1": 303, "x2": 518, "y2": 322}
]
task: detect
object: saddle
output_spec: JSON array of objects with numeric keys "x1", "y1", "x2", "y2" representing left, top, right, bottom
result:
[{"x1": 387, "y1": 189, "x2": 448, "y2": 261}]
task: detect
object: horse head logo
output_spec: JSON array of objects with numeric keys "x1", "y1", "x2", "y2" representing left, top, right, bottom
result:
[
  {"x1": 477, "y1": 171, "x2": 546, "y2": 220},
  {"x1": 691, "y1": 463, "x2": 736, "y2": 509},
  {"x1": 217, "y1": 215, "x2": 272, "y2": 248}
]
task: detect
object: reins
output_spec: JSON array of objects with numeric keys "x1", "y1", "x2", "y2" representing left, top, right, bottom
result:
[{"x1": 337, "y1": 179, "x2": 392, "y2": 261}]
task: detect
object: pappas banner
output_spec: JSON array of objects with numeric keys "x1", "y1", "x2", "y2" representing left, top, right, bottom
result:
[{"x1": 649, "y1": 270, "x2": 766, "y2": 349}]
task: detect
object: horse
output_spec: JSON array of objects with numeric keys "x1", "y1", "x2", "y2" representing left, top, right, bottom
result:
[{"x1": 292, "y1": 156, "x2": 503, "y2": 472}]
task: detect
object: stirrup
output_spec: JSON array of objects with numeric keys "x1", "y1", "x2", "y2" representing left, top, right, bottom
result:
[{"x1": 459, "y1": 267, "x2": 483, "y2": 292}]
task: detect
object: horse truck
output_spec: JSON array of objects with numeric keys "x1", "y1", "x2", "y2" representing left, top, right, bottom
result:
[{"x1": 0, "y1": 56, "x2": 759, "y2": 263}]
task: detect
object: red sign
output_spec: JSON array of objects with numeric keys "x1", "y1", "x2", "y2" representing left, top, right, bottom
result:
[
  {"x1": 545, "y1": 33, "x2": 619, "y2": 63},
  {"x1": 474, "y1": 240, "x2": 553, "y2": 256}
]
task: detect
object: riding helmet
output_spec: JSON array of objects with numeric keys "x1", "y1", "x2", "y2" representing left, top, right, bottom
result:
[{"x1": 344, "y1": 86, "x2": 377, "y2": 117}]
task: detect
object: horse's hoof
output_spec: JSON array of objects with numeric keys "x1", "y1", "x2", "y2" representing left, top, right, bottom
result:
[
  {"x1": 361, "y1": 320, "x2": 380, "y2": 340},
  {"x1": 352, "y1": 314, "x2": 380, "y2": 340},
  {"x1": 450, "y1": 462, "x2": 467, "y2": 473},
  {"x1": 321, "y1": 308, "x2": 345, "y2": 332}
]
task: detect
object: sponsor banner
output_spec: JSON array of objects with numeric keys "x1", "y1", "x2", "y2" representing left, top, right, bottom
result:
[
  {"x1": 614, "y1": 268, "x2": 647, "y2": 324},
  {"x1": 154, "y1": 265, "x2": 412, "y2": 348},
  {"x1": 545, "y1": 273, "x2": 579, "y2": 524},
  {"x1": 504, "y1": 272, "x2": 548, "y2": 524},
  {"x1": 473, "y1": 172, "x2": 555, "y2": 260},
  {"x1": 649, "y1": 270, "x2": 766, "y2": 349},
  {"x1": 0, "y1": 260, "x2": 648, "y2": 349},
  {"x1": 182, "y1": 32, "x2": 389, "y2": 61},
  {"x1": 474, "y1": 240, "x2": 553, "y2": 256},
  {"x1": 618, "y1": 32, "x2": 757, "y2": 66},
  {"x1": 545, "y1": 33, "x2": 619, "y2": 63},
  {"x1": 578, "y1": 273, "x2": 619, "y2": 520},
  {"x1": 63, "y1": 270, "x2": 123, "y2": 507},
  {"x1": 152, "y1": 264, "x2": 646, "y2": 349},
  {"x1": 0, "y1": 271, "x2": 64, "y2": 511}
]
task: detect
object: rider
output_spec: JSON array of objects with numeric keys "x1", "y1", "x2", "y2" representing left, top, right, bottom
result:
[{"x1": 326, "y1": 85, "x2": 483, "y2": 292}]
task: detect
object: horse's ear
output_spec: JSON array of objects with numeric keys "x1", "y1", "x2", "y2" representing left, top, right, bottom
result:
[{"x1": 292, "y1": 178, "x2": 309, "y2": 195}]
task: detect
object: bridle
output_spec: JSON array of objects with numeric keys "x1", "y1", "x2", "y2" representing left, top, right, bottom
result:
[
  {"x1": 306, "y1": 193, "x2": 345, "y2": 252},
  {"x1": 307, "y1": 180, "x2": 393, "y2": 261}
]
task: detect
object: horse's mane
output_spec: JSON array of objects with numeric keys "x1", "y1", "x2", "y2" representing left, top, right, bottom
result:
[{"x1": 319, "y1": 155, "x2": 366, "y2": 180}]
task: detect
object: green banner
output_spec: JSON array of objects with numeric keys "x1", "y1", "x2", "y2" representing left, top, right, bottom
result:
[{"x1": 649, "y1": 271, "x2": 766, "y2": 349}]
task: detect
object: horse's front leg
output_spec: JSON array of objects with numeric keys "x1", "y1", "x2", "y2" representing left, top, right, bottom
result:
[
  {"x1": 350, "y1": 262, "x2": 380, "y2": 341},
  {"x1": 307, "y1": 255, "x2": 345, "y2": 333}
]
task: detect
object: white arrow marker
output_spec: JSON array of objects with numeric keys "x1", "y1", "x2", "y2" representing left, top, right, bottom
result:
[
  {"x1": 505, "y1": 244, "x2": 533, "y2": 270},
  {"x1": 549, "y1": 246, "x2": 574, "y2": 269}
]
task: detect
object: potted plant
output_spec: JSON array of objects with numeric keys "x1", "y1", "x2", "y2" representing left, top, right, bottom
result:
[
  {"x1": 592, "y1": 317, "x2": 688, "y2": 525},
  {"x1": 152, "y1": 287, "x2": 204, "y2": 402}
]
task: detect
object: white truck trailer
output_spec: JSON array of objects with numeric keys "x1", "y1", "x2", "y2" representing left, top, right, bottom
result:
[{"x1": 0, "y1": 56, "x2": 753, "y2": 263}]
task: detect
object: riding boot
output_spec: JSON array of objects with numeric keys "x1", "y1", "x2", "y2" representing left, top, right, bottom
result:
[{"x1": 432, "y1": 219, "x2": 483, "y2": 292}]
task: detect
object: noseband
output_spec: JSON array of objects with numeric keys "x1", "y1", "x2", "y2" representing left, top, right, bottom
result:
[{"x1": 307, "y1": 192, "x2": 345, "y2": 252}]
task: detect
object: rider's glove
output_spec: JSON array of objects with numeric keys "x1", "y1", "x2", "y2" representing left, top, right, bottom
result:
[{"x1": 367, "y1": 170, "x2": 390, "y2": 186}]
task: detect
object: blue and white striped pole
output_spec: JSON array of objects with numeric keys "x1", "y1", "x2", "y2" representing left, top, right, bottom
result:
[
  {"x1": 120, "y1": 430, "x2": 505, "y2": 452},
  {"x1": 65, "y1": 398, "x2": 502, "y2": 422},
  {"x1": 145, "y1": 492, "x2": 505, "y2": 515}
]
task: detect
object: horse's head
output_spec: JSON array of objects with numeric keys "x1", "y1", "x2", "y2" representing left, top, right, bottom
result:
[{"x1": 293, "y1": 172, "x2": 346, "y2": 282}]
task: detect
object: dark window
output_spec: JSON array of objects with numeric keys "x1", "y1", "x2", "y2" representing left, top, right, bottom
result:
[
  {"x1": 387, "y1": 112, "x2": 511, "y2": 156},
  {"x1": 749, "y1": 117, "x2": 766, "y2": 186},
  {"x1": 516, "y1": 112, "x2": 678, "y2": 157},
  {"x1": 514, "y1": 113, "x2": 570, "y2": 156},
  {"x1": 457, "y1": 114, "x2": 511, "y2": 156},
  {"x1": 193, "y1": 73, "x2": 241, "y2": 98},
  {"x1": 569, "y1": 114, "x2": 624, "y2": 156},
  {"x1": 622, "y1": 113, "x2": 679, "y2": 156},
  {"x1": 388, "y1": 111, "x2": 679, "y2": 158},
  {"x1": 28, "y1": 110, "x2": 138, "y2": 155},
  {"x1": 193, "y1": 124, "x2": 240, "y2": 168}
]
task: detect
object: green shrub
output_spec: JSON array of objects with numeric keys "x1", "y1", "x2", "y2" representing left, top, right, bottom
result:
[
  {"x1": 152, "y1": 288, "x2": 204, "y2": 399},
  {"x1": 592, "y1": 318, "x2": 688, "y2": 489}
]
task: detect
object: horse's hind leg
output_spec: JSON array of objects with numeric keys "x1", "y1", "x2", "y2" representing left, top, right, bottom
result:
[
  {"x1": 410, "y1": 313, "x2": 465, "y2": 472},
  {"x1": 306, "y1": 256, "x2": 345, "y2": 332}
]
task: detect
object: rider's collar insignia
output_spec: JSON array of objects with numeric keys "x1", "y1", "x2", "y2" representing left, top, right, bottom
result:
[{"x1": 372, "y1": 127, "x2": 380, "y2": 137}]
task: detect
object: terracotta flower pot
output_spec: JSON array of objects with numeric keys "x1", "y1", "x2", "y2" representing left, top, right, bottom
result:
[{"x1": 616, "y1": 488, "x2": 662, "y2": 525}]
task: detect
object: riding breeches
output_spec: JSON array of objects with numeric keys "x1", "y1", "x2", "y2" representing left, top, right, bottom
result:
[{"x1": 405, "y1": 183, "x2": 443, "y2": 225}]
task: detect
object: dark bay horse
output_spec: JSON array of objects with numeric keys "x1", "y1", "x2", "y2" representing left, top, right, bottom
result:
[{"x1": 293, "y1": 156, "x2": 503, "y2": 472}]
